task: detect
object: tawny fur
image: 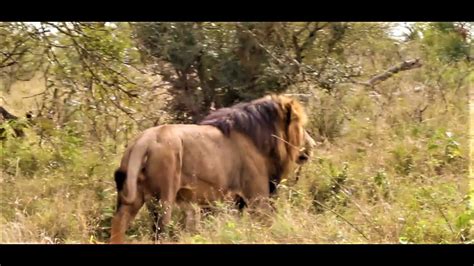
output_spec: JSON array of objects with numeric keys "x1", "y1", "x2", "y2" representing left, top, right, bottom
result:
[{"x1": 110, "y1": 95, "x2": 314, "y2": 244}]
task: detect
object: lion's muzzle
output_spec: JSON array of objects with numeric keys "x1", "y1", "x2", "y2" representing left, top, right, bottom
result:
[{"x1": 296, "y1": 130, "x2": 316, "y2": 165}]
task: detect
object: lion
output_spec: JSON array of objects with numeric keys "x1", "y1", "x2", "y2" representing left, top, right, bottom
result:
[{"x1": 110, "y1": 94, "x2": 315, "y2": 244}]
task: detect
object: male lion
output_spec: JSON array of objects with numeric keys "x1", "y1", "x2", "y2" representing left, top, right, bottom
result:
[{"x1": 110, "y1": 95, "x2": 315, "y2": 244}]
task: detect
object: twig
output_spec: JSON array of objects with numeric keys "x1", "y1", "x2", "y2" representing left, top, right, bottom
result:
[
  {"x1": 271, "y1": 134, "x2": 304, "y2": 152},
  {"x1": 0, "y1": 36, "x2": 30, "y2": 68},
  {"x1": 283, "y1": 93, "x2": 313, "y2": 97},
  {"x1": 313, "y1": 199, "x2": 370, "y2": 241},
  {"x1": 22, "y1": 91, "x2": 46, "y2": 99},
  {"x1": 338, "y1": 186, "x2": 385, "y2": 239},
  {"x1": 293, "y1": 22, "x2": 327, "y2": 63},
  {"x1": 421, "y1": 188, "x2": 456, "y2": 236}
]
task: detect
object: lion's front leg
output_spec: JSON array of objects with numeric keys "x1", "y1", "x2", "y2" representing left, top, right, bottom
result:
[
  {"x1": 241, "y1": 166, "x2": 273, "y2": 219},
  {"x1": 180, "y1": 202, "x2": 201, "y2": 233}
]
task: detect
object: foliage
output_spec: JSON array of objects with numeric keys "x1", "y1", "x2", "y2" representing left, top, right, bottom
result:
[{"x1": 0, "y1": 22, "x2": 472, "y2": 243}]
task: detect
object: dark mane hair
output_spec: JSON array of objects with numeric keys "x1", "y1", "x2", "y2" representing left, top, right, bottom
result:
[{"x1": 198, "y1": 98, "x2": 280, "y2": 154}]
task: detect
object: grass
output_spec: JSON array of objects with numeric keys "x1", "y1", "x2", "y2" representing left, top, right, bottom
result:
[{"x1": 1, "y1": 72, "x2": 473, "y2": 244}]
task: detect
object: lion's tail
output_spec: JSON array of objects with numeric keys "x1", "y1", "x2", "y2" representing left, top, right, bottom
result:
[{"x1": 122, "y1": 136, "x2": 150, "y2": 205}]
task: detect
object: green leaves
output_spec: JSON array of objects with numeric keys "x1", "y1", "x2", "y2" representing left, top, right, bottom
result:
[
  {"x1": 133, "y1": 22, "x2": 386, "y2": 121},
  {"x1": 421, "y1": 22, "x2": 471, "y2": 63},
  {"x1": 427, "y1": 129, "x2": 463, "y2": 167}
]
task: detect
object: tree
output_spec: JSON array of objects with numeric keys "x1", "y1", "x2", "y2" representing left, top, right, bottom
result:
[
  {"x1": 1, "y1": 22, "x2": 152, "y2": 146},
  {"x1": 421, "y1": 22, "x2": 472, "y2": 63},
  {"x1": 133, "y1": 22, "x2": 378, "y2": 122}
]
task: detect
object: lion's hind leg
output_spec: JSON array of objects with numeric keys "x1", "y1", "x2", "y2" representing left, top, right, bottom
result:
[
  {"x1": 145, "y1": 142, "x2": 181, "y2": 242},
  {"x1": 110, "y1": 193, "x2": 145, "y2": 244}
]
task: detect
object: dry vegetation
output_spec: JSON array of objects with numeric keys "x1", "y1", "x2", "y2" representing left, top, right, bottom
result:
[
  {"x1": 1, "y1": 22, "x2": 473, "y2": 244},
  {"x1": 2, "y1": 72, "x2": 472, "y2": 244}
]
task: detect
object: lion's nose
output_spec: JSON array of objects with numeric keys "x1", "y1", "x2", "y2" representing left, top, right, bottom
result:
[{"x1": 297, "y1": 153, "x2": 309, "y2": 163}]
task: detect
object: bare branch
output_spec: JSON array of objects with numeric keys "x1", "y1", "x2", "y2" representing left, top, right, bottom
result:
[
  {"x1": 22, "y1": 90, "x2": 46, "y2": 99},
  {"x1": 0, "y1": 36, "x2": 30, "y2": 68},
  {"x1": 359, "y1": 58, "x2": 422, "y2": 87},
  {"x1": 294, "y1": 22, "x2": 328, "y2": 63}
]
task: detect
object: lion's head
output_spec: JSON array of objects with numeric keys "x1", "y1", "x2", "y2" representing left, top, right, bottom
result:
[{"x1": 199, "y1": 94, "x2": 312, "y2": 180}]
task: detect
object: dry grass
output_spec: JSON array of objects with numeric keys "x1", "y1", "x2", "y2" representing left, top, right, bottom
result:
[{"x1": 1, "y1": 71, "x2": 473, "y2": 244}]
